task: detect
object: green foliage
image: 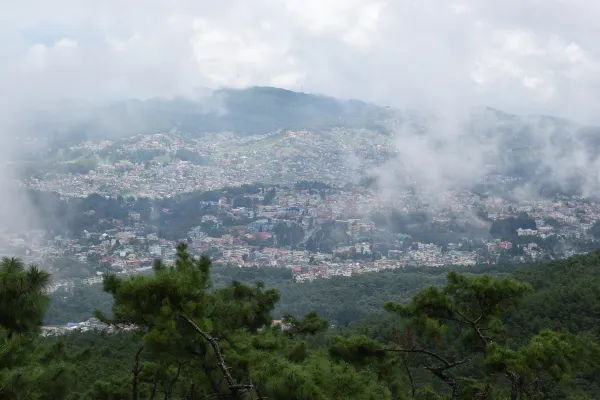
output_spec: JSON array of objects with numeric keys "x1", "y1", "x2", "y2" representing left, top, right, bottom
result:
[
  {"x1": 0, "y1": 257, "x2": 82, "y2": 399},
  {"x1": 45, "y1": 284, "x2": 113, "y2": 326},
  {"x1": 384, "y1": 272, "x2": 532, "y2": 342},
  {"x1": 44, "y1": 253, "x2": 516, "y2": 326},
  {"x1": 2, "y1": 244, "x2": 600, "y2": 399},
  {"x1": 486, "y1": 330, "x2": 600, "y2": 397},
  {"x1": 376, "y1": 272, "x2": 599, "y2": 399},
  {"x1": 276, "y1": 264, "x2": 517, "y2": 326},
  {"x1": 490, "y1": 216, "x2": 537, "y2": 239},
  {"x1": 90, "y1": 242, "x2": 385, "y2": 399},
  {"x1": 507, "y1": 250, "x2": 600, "y2": 341},
  {"x1": 173, "y1": 149, "x2": 208, "y2": 165},
  {"x1": 0, "y1": 258, "x2": 51, "y2": 337},
  {"x1": 282, "y1": 311, "x2": 329, "y2": 338}
]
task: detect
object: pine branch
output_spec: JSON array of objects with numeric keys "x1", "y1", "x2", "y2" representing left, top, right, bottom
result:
[
  {"x1": 180, "y1": 313, "x2": 257, "y2": 399},
  {"x1": 455, "y1": 308, "x2": 492, "y2": 348},
  {"x1": 192, "y1": 344, "x2": 222, "y2": 395},
  {"x1": 381, "y1": 346, "x2": 468, "y2": 400},
  {"x1": 132, "y1": 346, "x2": 144, "y2": 400},
  {"x1": 381, "y1": 347, "x2": 469, "y2": 370},
  {"x1": 149, "y1": 369, "x2": 160, "y2": 400},
  {"x1": 163, "y1": 361, "x2": 182, "y2": 400},
  {"x1": 402, "y1": 356, "x2": 416, "y2": 399}
]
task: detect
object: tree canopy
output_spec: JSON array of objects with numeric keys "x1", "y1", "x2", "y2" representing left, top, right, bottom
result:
[{"x1": 1, "y1": 245, "x2": 600, "y2": 399}]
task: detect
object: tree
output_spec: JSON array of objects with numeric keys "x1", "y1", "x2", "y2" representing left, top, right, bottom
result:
[
  {"x1": 94, "y1": 242, "x2": 386, "y2": 399},
  {"x1": 2, "y1": 246, "x2": 598, "y2": 399},
  {"x1": 0, "y1": 257, "x2": 83, "y2": 399},
  {"x1": 329, "y1": 271, "x2": 600, "y2": 399},
  {"x1": 380, "y1": 272, "x2": 599, "y2": 399},
  {"x1": 0, "y1": 257, "x2": 51, "y2": 338}
]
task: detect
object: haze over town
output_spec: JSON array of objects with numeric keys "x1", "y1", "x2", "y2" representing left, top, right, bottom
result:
[
  {"x1": 3, "y1": 1, "x2": 600, "y2": 328},
  {"x1": 4, "y1": 4, "x2": 600, "y2": 400},
  {"x1": 2, "y1": 1, "x2": 600, "y2": 218}
]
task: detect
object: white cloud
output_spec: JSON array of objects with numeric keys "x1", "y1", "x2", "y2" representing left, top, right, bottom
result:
[
  {"x1": 2, "y1": 0, "x2": 600, "y2": 122},
  {"x1": 24, "y1": 38, "x2": 79, "y2": 72},
  {"x1": 189, "y1": 18, "x2": 300, "y2": 88},
  {"x1": 284, "y1": 0, "x2": 387, "y2": 48},
  {"x1": 3, "y1": 0, "x2": 600, "y2": 229}
]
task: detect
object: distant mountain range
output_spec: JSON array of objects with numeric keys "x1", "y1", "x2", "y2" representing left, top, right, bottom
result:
[
  {"x1": 30, "y1": 86, "x2": 395, "y2": 142},
  {"x1": 25, "y1": 86, "x2": 600, "y2": 196},
  {"x1": 28, "y1": 85, "x2": 600, "y2": 145}
]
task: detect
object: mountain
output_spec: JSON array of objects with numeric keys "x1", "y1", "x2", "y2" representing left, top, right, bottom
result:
[
  {"x1": 36, "y1": 87, "x2": 395, "y2": 143},
  {"x1": 26, "y1": 86, "x2": 600, "y2": 197}
]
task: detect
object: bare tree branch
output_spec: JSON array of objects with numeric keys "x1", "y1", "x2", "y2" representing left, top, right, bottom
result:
[
  {"x1": 380, "y1": 346, "x2": 468, "y2": 400},
  {"x1": 402, "y1": 356, "x2": 416, "y2": 399},
  {"x1": 132, "y1": 346, "x2": 144, "y2": 400},
  {"x1": 380, "y1": 347, "x2": 468, "y2": 370},
  {"x1": 149, "y1": 368, "x2": 160, "y2": 400},
  {"x1": 180, "y1": 313, "x2": 256, "y2": 399},
  {"x1": 454, "y1": 309, "x2": 475, "y2": 325}
]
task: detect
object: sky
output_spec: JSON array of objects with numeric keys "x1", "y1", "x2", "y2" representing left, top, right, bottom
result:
[
  {"x1": 0, "y1": 0, "x2": 599, "y2": 242},
  {"x1": 3, "y1": 0, "x2": 600, "y2": 124}
]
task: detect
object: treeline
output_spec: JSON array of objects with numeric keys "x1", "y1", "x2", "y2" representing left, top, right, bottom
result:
[
  {"x1": 45, "y1": 263, "x2": 515, "y2": 327},
  {"x1": 489, "y1": 212, "x2": 537, "y2": 239},
  {"x1": 24, "y1": 181, "x2": 341, "y2": 243},
  {"x1": 25, "y1": 184, "x2": 279, "y2": 240},
  {"x1": 19, "y1": 157, "x2": 99, "y2": 178},
  {"x1": 5, "y1": 246, "x2": 600, "y2": 398}
]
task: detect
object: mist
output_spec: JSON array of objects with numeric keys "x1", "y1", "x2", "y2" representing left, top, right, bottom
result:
[
  {"x1": 365, "y1": 108, "x2": 600, "y2": 202},
  {"x1": 3, "y1": 0, "x2": 600, "y2": 240}
]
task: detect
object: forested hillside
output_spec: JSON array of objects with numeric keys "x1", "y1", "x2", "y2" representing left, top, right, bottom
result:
[
  {"x1": 33, "y1": 87, "x2": 393, "y2": 145},
  {"x1": 3, "y1": 244, "x2": 600, "y2": 399},
  {"x1": 45, "y1": 263, "x2": 519, "y2": 326}
]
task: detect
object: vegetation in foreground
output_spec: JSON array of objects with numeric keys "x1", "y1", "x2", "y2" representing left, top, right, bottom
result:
[{"x1": 2, "y1": 243, "x2": 600, "y2": 399}]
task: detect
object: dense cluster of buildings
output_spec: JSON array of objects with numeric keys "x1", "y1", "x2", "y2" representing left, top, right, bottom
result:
[
  {"x1": 25, "y1": 129, "x2": 386, "y2": 197},
  {"x1": 41, "y1": 317, "x2": 138, "y2": 336},
  {"x1": 0, "y1": 183, "x2": 593, "y2": 293},
  {"x1": 7, "y1": 130, "x2": 600, "y2": 291}
]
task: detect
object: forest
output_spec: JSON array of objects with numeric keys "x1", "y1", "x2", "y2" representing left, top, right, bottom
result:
[
  {"x1": 2, "y1": 243, "x2": 600, "y2": 399},
  {"x1": 44, "y1": 263, "x2": 514, "y2": 327}
]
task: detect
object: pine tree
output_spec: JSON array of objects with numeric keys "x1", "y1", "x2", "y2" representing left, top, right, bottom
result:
[
  {"x1": 94, "y1": 242, "x2": 387, "y2": 399},
  {"x1": 330, "y1": 272, "x2": 600, "y2": 399},
  {"x1": 0, "y1": 257, "x2": 83, "y2": 399}
]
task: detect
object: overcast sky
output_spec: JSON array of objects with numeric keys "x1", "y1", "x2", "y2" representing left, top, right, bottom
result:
[{"x1": 3, "y1": 0, "x2": 600, "y2": 124}]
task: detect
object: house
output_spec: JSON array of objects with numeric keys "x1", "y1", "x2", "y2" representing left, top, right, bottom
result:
[{"x1": 516, "y1": 228, "x2": 537, "y2": 236}]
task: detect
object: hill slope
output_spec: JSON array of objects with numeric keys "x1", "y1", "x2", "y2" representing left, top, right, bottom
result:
[
  {"x1": 36, "y1": 86, "x2": 395, "y2": 142},
  {"x1": 506, "y1": 250, "x2": 600, "y2": 342}
]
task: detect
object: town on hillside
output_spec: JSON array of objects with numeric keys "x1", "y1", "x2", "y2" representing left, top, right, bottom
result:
[{"x1": 3, "y1": 130, "x2": 600, "y2": 292}]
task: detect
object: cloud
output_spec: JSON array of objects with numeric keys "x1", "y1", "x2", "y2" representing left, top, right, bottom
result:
[
  {"x1": 283, "y1": 0, "x2": 387, "y2": 48},
  {"x1": 13, "y1": 4, "x2": 600, "y2": 122},
  {"x1": 0, "y1": 0, "x2": 597, "y2": 122},
  {"x1": 189, "y1": 17, "x2": 304, "y2": 89},
  {"x1": 3, "y1": 0, "x2": 600, "y2": 210}
]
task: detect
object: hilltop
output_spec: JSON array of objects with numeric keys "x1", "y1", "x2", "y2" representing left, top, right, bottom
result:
[
  {"x1": 17, "y1": 86, "x2": 600, "y2": 199},
  {"x1": 33, "y1": 86, "x2": 395, "y2": 143}
]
